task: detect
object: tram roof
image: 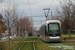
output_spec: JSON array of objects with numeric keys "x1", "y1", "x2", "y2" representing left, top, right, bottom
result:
[{"x1": 45, "y1": 20, "x2": 60, "y2": 24}]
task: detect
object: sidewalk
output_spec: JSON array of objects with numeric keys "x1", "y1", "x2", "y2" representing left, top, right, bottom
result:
[
  {"x1": 0, "y1": 38, "x2": 8, "y2": 42},
  {"x1": 62, "y1": 40, "x2": 75, "y2": 42}
]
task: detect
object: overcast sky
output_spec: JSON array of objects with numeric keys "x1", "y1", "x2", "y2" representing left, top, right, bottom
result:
[
  {"x1": 17, "y1": 0, "x2": 61, "y2": 16},
  {"x1": 0, "y1": 0, "x2": 61, "y2": 16},
  {"x1": 0, "y1": 0, "x2": 74, "y2": 30}
]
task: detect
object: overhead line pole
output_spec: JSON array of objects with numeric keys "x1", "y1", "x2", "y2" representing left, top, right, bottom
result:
[
  {"x1": 28, "y1": 0, "x2": 32, "y2": 16},
  {"x1": 43, "y1": 8, "x2": 50, "y2": 21},
  {"x1": 51, "y1": 11, "x2": 52, "y2": 20},
  {"x1": 19, "y1": 18, "x2": 21, "y2": 42}
]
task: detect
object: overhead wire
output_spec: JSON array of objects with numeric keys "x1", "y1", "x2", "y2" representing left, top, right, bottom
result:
[
  {"x1": 27, "y1": 0, "x2": 55, "y2": 18},
  {"x1": 43, "y1": 0, "x2": 55, "y2": 8},
  {"x1": 48, "y1": 0, "x2": 54, "y2": 8},
  {"x1": 27, "y1": 0, "x2": 32, "y2": 16},
  {"x1": 43, "y1": 0, "x2": 47, "y2": 7},
  {"x1": 25, "y1": 15, "x2": 51, "y2": 17},
  {"x1": 42, "y1": 0, "x2": 54, "y2": 20},
  {"x1": 27, "y1": 0, "x2": 55, "y2": 23}
]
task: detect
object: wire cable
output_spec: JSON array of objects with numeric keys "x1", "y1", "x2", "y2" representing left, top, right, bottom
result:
[
  {"x1": 43, "y1": 0, "x2": 47, "y2": 7},
  {"x1": 42, "y1": 0, "x2": 54, "y2": 8},
  {"x1": 49, "y1": 0, "x2": 54, "y2": 8},
  {"x1": 28, "y1": 0, "x2": 32, "y2": 16}
]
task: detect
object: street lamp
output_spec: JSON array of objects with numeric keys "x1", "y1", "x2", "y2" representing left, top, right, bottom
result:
[
  {"x1": 19, "y1": 17, "x2": 21, "y2": 42},
  {"x1": 0, "y1": 26, "x2": 1, "y2": 39},
  {"x1": 43, "y1": 8, "x2": 50, "y2": 21},
  {"x1": 25, "y1": 26, "x2": 27, "y2": 38}
]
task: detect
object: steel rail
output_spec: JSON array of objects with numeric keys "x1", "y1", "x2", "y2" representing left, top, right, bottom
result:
[
  {"x1": 33, "y1": 39, "x2": 35, "y2": 50},
  {"x1": 18, "y1": 38, "x2": 29, "y2": 50},
  {"x1": 18, "y1": 38, "x2": 36, "y2": 50},
  {"x1": 18, "y1": 42, "x2": 26, "y2": 50},
  {"x1": 50, "y1": 43, "x2": 62, "y2": 50},
  {"x1": 60, "y1": 43, "x2": 75, "y2": 49}
]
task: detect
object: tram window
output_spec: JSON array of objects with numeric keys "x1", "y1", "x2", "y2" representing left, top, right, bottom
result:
[
  {"x1": 48, "y1": 23, "x2": 60, "y2": 34},
  {"x1": 49, "y1": 24, "x2": 59, "y2": 30},
  {"x1": 45, "y1": 26, "x2": 48, "y2": 36}
]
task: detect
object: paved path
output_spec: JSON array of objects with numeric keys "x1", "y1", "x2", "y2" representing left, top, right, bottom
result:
[
  {"x1": 62, "y1": 40, "x2": 75, "y2": 42},
  {"x1": 0, "y1": 39, "x2": 8, "y2": 42}
]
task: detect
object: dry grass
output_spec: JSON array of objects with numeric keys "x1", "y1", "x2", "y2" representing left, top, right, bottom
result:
[
  {"x1": 0, "y1": 41, "x2": 23, "y2": 50},
  {"x1": 35, "y1": 42, "x2": 52, "y2": 50}
]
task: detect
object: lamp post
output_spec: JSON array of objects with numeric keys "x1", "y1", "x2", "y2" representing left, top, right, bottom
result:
[
  {"x1": 19, "y1": 25, "x2": 21, "y2": 42},
  {"x1": 43, "y1": 8, "x2": 50, "y2": 21},
  {"x1": 19, "y1": 17, "x2": 21, "y2": 42},
  {"x1": 0, "y1": 26, "x2": 1, "y2": 39},
  {"x1": 25, "y1": 26, "x2": 26, "y2": 38}
]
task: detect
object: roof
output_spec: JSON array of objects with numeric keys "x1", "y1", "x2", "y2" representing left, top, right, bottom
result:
[
  {"x1": 45, "y1": 20, "x2": 61, "y2": 24},
  {"x1": 41, "y1": 20, "x2": 61, "y2": 26}
]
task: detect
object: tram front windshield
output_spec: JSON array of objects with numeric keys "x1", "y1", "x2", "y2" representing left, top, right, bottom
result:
[{"x1": 48, "y1": 23, "x2": 60, "y2": 34}]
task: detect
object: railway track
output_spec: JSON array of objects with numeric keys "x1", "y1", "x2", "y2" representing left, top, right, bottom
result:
[
  {"x1": 19, "y1": 42, "x2": 26, "y2": 50},
  {"x1": 50, "y1": 43, "x2": 62, "y2": 50},
  {"x1": 49, "y1": 43, "x2": 75, "y2": 50},
  {"x1": 18, "y1": 38, "x2": 36, "y2": 50},
  {"x1": 60, "y1": 43, "x2": 75, "y2": 49},
  {"x1": 33, "y1": 39, "x2": 35, "y2": 50}
]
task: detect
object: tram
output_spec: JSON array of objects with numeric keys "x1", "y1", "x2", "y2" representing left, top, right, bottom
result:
[{"x1": 39, "y1": 20, "x2": 61, "y2": 42}]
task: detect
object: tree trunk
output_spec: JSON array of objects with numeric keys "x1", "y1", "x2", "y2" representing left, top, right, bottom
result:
[
  {"x1": 62, "y1": 29, "x2": 63, "y2": 34},
  {"x1": 22, "y1": 33, "x2": 24, "y2": 38},
  {"x1": 12, "y1": 38, "x2": 13, "y2": 43},
  {"x1": 12, "y1": 33, "x2": 13, "y2": 43},
  {"x1": 68, "y1": 30, "x2": 71, "y2": 37},
  {"x1": 8, "y1": 28, "x2": 11, "y2": 43}
]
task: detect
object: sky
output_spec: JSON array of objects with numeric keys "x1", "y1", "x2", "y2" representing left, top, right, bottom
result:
[
  {"x1": 0, "y1": 0, "x2": 74, "y2": 30},
  {"x1": 17, "y1": 0, "x2": 61, "y2": 16}
]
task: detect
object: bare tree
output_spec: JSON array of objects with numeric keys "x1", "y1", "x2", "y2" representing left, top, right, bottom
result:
[
  {"x1": 3, "y1": 0, "x2": 19, "y2": 43},
  {"x1": 55, "y1": 0, "x2": 75, "y2": 37},
  {"x1": 18, "y1": 17, "x2": 33, "y2": 38}
]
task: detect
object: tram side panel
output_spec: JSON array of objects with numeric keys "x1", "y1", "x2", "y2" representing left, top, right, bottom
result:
[
  {"x1": 40, "y1": 24, "x2": 49, "y2": 41},
  {"x1": 39, "y1": 25, "x2": 45, "y2": 40}
]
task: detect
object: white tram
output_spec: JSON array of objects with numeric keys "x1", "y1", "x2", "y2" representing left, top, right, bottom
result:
[{"x1": 39, "y1": 20, "x2": 61, "y2": 42}]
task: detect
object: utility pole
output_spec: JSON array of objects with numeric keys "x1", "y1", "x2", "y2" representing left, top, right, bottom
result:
[
  {"x1": 41, "y1": 21, "x2": 42, "y2": 25},
  {"x1": 0, "y1": 0, "x2": 3, "y2": 38},
  {"x1": 51, "y1": 11, "x2": 52, "y2": 20},
  {"x1": 19, "y1": 25, "x2": 21, "y2": 42},
  {"x1": 0, "y1": 26, "x2": 1, "y2": 40},
  {"x1": 19, "y1": 17, "x2": 21, "y2": 42},
  {"x1": 25, "y1": 26, "x2": 27, "y2": 38},
  {"x1": 43, "y1": 8, "x2": 50, "y2": 21}
]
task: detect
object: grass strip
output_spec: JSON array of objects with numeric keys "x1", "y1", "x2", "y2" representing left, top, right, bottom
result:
[
  {"x1": 62, "y1": 34, "x2": 75, "y2": 37},
  {"x1": 13, "y1": 37, "x2": 28, "y2": 41},
  {"x1": 13, "y1": 36, "x2": 36, "y2": 41},
  {"x1": 35, "y1": 41, "x2": 58, "y2": 50},
  {"x1": 0, "y1": 42, "x2": 23, "y2": 50},
  {"x1": 62, "y1": 42, "x2": 75, "y2": 46},
  {"x1": 20, "y1": 42, "x2": 33, "y2": 50}
]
